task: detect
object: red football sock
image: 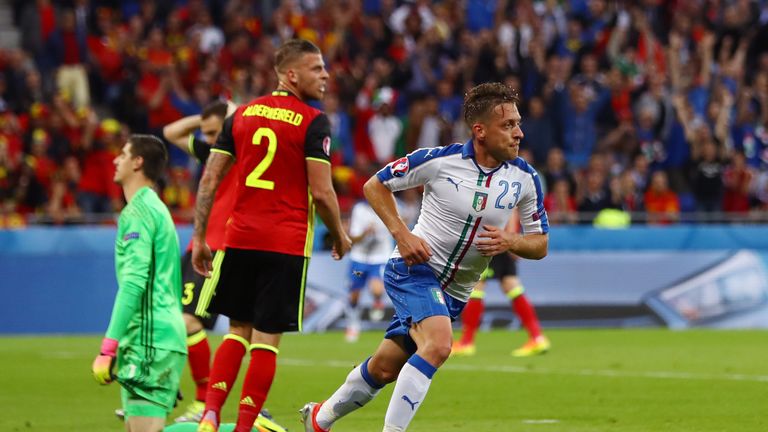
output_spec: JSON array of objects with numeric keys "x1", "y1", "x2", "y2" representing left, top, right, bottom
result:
[
  {"x1": 234, "y1": 346, "x2": 277, "y2": 432},
  {"x1": 204, "y1": 335, "x2": 248, "y2": 416},
  {"x1": 459, "y1": 298, "x2": 484, "y2": 345},
  {"x1": 187, "y1": 330, "x2": 211, "y2": 402},
  {"x1": 512, "y1": 294, "x2": 542, "y2": 339}
]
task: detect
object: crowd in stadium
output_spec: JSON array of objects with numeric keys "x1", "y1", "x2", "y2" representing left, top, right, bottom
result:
[{"x1": 1, "y1": 0, "x2": 768, "y2": 228}]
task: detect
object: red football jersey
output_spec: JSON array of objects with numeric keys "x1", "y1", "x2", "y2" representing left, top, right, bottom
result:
[
  {"x1": 185, "y1": 136, "x2": 237, "y2": 252},
  {"x1": 213, "y1": 90, "x2": 331, "y2": 256}
]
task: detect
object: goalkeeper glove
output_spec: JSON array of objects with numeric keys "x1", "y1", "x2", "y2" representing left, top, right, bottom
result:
[{"x1": 92, "y1": 338, "x2": 118, "y2": 385}]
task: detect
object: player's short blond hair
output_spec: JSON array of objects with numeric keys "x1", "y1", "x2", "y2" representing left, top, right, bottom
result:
[{"x1": 274, "y1": 39, "x2": 321, "y2": 73}]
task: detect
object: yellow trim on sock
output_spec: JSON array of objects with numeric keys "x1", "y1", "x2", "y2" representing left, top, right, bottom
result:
[
  {"x1": 187, "y1": 330, "x2": 207, "y2": 346},
  {"x1": 250, "y1": 343, "x2": 279, "y2": 355},
  {"x1": 224, "y1": 334, "x2": 250, "y2": 350},
  {"x1": 479, "y1": 266, "x2": 494, "y2": 281},
  {"x1": 469, "y1": 290, "x2": 486, "y2": 300},
  {"x1": 506, "y1": 285, "x2": 525, "y2": 300}
]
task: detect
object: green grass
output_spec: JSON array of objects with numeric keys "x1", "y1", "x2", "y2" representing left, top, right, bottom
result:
[{"x1": 1, "y1": 329, "x2": 766, "y2": 431}]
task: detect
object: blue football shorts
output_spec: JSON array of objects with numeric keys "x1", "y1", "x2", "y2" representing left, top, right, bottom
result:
[
  {"x1": 383, "y1": 258, "x2": 465, "y2": 354},
  {"x1": 348, "y1": 260, "x2": 385, "y2": 291}
]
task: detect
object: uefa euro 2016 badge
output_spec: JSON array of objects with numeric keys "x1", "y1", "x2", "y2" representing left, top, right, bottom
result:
[
  {"x1": 472, "y1": 192, "x2": 488, "y2": 212},
  {"x1": 391, "y1": 157, "x2": 409, "y2": 177}
]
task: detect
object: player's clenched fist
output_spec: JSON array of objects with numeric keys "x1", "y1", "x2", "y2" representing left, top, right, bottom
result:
[{"x1": 92, "y1": 338, "x2": 118, "y2": 385}]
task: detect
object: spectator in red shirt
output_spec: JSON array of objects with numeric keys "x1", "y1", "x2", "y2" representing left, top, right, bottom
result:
[
  {"x1": 722, "y1": 150, "x2": 754, "y2": 214},
  {"x1": 644, "y1": 170, "x2": 680, "y2": 224},
  {"x1": 76, "y1": 118, "x2": 122, "y2": 219}
]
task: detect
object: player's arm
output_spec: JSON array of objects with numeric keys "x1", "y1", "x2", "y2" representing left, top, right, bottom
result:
[
  {"x1": 348, "y1": 204, "x2": 374, "y2": 244},
  {"x1": 478, "y1": 172, "x2": 550, "y2": 259},
  {"x1": 364, "y1": 177, "x2": 431, "y2": 265},
  {"x1": 368, "y1": 147, "x2": 444, "y2": 265},
  {"x1": 305, "y1": 114, "x2": 351, "y2": 259},
  {"x1": 162, "y1": 114, "x2": 201, "y2": 153},
  {"x1": 350, "y1": 226, "x2": 374, "y2": 244},
  {"x1": 94, "y1": 215, "x2": 153, "y2": 384},
  {"x1": 307, "y1": 159, "x2": 351, "y2": 259},
  {"x1": 476, "y1": 222, "x2": 548, "y2": 259},
  {"x1": 192, "y1": 115, "x2": 235, "y2": 276},
  {"x1": 506, "y1": 231, "x2": 548, "y2": 260}
]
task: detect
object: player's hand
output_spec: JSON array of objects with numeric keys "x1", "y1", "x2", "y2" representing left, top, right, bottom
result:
[
  {"x1": 476, "y1": 225, "x2": 517, "y2": 257},
  {"x1": 192, "y1": 238, "x2": 213, "y2": 277},
  {"x1": 225, "y1": 100, "x2": 238, "y2": 117},
  {"x1": 331, "y1": 233, "x2": 352, "y2": 260},
  {"x1": 92, "y1": 338, "x2": 118, "y2": 385},
  {"x1": 395, "y1": 231, "x2": 432, "y2": 266}
]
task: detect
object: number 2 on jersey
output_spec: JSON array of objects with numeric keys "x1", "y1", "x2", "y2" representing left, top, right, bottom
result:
[{"x1": 245, "y1": 127, "x2": 277, "y2": 190}]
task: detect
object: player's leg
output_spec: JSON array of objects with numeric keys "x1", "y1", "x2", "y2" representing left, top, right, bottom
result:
[
  {"x1": 126, "y1": 416, "x2": 165, "y2": 432},
  {"x1": 119, "y1": 349, "x2": 186, "y2": 432},
  {"x1": 379, "y1": 258, "x2": 461, "y2": 431},
  {"x1": 345, "y1": 261, "x2": 368, "y2": 341},
  {"x1": 305, "y1": 336, "x2": 410, "y2": 432},
  {"x1": 178, "y1": 250, "x2": 223, "y2": 423},
  {"x1": 383, "y1": 315, "x2": 453, "y2": 432},
  {"x1": 199, "y1": 321, "x2": 252, "y2": 432},
  {"x1": 234, "y1": 330, "x2": 282, "y2": 432},
  {"x1": 368, "y1": 263, "x2": 386, "y2": 321},
  {"x1": 197, "y1": 248, "x2": 257, "y2": 432},
  {"x1": 452, "y1": 278, "x2": 487, "y2": 356},
  {"x1": 501, "y1": 274, "x2": 550, "y2": 357},
  {"x1": 233, "y1": 251, "x2": 308, "y2": 432}
]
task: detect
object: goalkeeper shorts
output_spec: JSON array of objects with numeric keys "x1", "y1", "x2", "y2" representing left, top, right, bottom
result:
[{"x1": 117, "y1": 345, "x2": 186, "y2": 418}]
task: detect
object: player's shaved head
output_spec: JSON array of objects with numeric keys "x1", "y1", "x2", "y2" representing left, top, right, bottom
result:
[
  {"x1": 274, "y1": 39, "x2": 321, "y2": 73},
  {"x1": 463, "y1": 83, "x2": 519, "y2": 127}
]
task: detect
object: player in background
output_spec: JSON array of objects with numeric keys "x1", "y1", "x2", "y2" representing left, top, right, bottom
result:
[
  {"x1": 92, "y1": 134, "x2": 187, "y2": 432},
  {"x1": 301, "y1": 82, "x2": 549, "y2": 432},
  {"x1": 163, "y1": 102, "x2": 286, "y2": 431},
  {"x1": 344, "y1": 199, "x2": 393, "y2": 342},
  {"x1": 191, "y1": 39, "x2": 351, "y2": 432},
  {"x1": 452, "y1": 210, "x2": 551, "y2": 357}
]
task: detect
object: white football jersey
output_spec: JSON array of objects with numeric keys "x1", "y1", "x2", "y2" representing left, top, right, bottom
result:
[
  {"x1": 376, "y1": 141, "x2": 549, "y2": 302},
  {"x1": 349, "y1": 200, "x2": 394, "y2": 264}
]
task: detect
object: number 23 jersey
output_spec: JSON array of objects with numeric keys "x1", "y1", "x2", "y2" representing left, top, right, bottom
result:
[
  {"x1": 213, "y1": 90, "x2": 331, "y2": 257},
  {"x1": 376, "y1": 141, "x2": 549, "y2": 302}
]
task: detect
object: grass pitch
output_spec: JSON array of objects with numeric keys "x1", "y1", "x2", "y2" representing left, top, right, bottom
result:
[{"x1": 1, "y1": 329, "x2": 765, "y2": 432}]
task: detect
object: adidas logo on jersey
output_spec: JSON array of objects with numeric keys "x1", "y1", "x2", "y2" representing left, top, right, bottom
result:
[
  {"x1": 240, "y1": 396, "x2": 256, "y2": 407},
  {"x1": 212, "y1": 381, "x2": 227, "y2": 391}
]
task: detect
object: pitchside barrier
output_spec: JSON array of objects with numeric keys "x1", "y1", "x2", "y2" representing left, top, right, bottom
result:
[{"x1": 2, "y1": 225, "x2": 768, "y2": 334}]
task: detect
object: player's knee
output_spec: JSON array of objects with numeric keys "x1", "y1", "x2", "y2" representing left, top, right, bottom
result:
[
  {"x1": 369, "y1": 362, "x2": 400, "y2": 384},
  {"x1": 420, "y1": 339, "x2": 452, "y2": 366},
  {"x1": 183, "y1": 314, "x2": 203, "y2": 334}
]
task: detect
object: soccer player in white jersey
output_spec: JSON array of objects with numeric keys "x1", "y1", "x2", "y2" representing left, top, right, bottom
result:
[
  {"x1": 301, "y1": 82, "x2": 549, "y2": 432},
  {"x1": 344, "y1": 200, "x2": 394, "y2": 342}
]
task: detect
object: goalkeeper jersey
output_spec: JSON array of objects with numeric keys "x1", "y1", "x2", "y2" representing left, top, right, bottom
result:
[{"x1": 106, "y1": 186, "x2": 186, "y2": 354}]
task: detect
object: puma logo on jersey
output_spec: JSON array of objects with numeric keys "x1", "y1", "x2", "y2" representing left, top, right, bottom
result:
[
  {"x1": 446, "y1": 177, "x2": 462, "y2": 191},
  {"x1": 402, "y1": 395, "x2": 420, "y2": 411}
]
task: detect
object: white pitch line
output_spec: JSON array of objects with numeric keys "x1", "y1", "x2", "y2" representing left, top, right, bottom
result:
[
  {"x1": 279, "y1": 358, "x2": 768, "y2": 383},
  {"x1": 522, "y1": 419, "x2": 560, "y2": 424}
]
